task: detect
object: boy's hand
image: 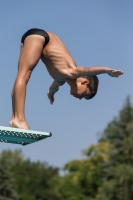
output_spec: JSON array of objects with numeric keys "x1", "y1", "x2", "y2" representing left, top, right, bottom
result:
[
  {"x1": 47, "y1": 92, "x2": 54, "y2": 104},
  {"x1": 106, "y1": 68, "x2": 124, "y2": 77}
]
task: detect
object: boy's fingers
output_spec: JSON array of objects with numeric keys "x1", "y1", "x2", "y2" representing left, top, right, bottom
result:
[
  {"x1": 112, "y1": 70, "x2": 123, "y2": 75},
  {"x1": 51, "y1": 97, "x2": 54, "y2": 104}
]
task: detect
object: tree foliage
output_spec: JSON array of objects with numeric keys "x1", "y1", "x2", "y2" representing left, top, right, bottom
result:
[
  {"x1": 0, "y1": 154, "x2": 19, "y2": 200},
  {"x1": 0, "y1": 150, "x2": 60, "y2": 200},
  {"x1": 97, "y1": 96, "x2": 133, "y2": 200},
  {"x1": 56, "y1": 141, "x2": 110, "y2": 200}
]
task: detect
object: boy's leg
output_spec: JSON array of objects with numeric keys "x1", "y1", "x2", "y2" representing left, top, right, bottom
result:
[
  {"x1": 10, "y1": 35, "x2": 45, "y2": 129},
  {"x1": 10, "y1": 43, "x2": 23, "y2": 123}
]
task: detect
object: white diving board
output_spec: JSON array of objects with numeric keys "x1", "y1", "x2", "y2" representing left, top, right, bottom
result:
[{"x1": 0, "y1": 126, "x2": 52, "y2": 146}]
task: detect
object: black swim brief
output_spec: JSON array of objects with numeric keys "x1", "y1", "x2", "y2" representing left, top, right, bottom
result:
[{"x1": 21, "y1": 28, "x2": 49, "y2": 48}]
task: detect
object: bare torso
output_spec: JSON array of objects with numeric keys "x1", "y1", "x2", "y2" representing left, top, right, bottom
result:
[{"x1": 41, "y1": 32, "x2": 77, "y2": 82}]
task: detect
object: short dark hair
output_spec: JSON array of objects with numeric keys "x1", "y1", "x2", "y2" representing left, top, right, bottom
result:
[{"x1": 83, "y1": 75, "x2": 99, "y2": 100}]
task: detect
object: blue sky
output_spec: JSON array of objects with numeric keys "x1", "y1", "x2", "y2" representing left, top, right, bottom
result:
[{"x1": 0, "y1": 0, "x2": 133, "y2": 170}]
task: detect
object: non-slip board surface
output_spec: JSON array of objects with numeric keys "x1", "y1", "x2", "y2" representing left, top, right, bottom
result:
[{"x1": 0, "y1": 126, "x2": 52, "y2": 145}]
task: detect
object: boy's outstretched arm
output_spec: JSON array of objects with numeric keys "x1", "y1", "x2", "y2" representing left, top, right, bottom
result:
[
  {"x1": 47, "y1": 80, "x2": 65, "y2": 104},
  {"x1": 71, "y1": 66, "x2": 124, "y2": 78}
]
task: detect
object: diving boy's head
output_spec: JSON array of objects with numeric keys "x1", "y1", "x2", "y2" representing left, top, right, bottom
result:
[{"x1": 70, "y1": 75, "x2": 99, "y2": 100}]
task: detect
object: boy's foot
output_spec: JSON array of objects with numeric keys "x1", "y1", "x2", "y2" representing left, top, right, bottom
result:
[{"x1": 9, "y1": 119, "x2": 30, "y2": 130}]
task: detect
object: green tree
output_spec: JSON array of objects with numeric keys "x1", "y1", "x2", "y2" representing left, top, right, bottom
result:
[
  {"x1": 0, "y1": 155, "x2": 19, "y2": 200},
  {"x1": 57, "y1": 141, "x2": 110, "y2": 200},
  {"x1": 97, "y1": 97, "x2": 133, "y2": 200},
  {"x1": 0, "y1": 150, "x2": 60, "y2": 200}
]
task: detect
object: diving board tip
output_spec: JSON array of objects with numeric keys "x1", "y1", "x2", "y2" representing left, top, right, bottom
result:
[{"x1": 0, "y1": 126, "x2": 52, "y2": 146}]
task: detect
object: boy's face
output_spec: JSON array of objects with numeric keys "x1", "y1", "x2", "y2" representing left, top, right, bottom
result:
[{"x1": 70, "y1": 81, "x2": 91, "y2": 100}]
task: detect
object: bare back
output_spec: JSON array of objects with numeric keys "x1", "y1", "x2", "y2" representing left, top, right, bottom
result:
[{"x1": 41, "y1": 32, "x2": 77, "y2": 81}]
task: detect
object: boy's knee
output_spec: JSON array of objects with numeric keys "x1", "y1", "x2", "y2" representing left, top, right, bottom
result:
[
  {"x1": 17, "y1": 70, "x2": 32, "y2": 83},
  {"x1": 23, "y1": 70, "x2": 32, "y2": 83},
  {"x1": 11, "y1": 90, "x2": 14, "y2": 97}
]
